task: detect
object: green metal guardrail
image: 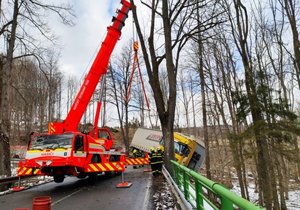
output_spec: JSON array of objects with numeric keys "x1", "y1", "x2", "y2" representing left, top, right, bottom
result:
[{"x1": 171, "y1": 160, "x2": 265, "y2": 210}]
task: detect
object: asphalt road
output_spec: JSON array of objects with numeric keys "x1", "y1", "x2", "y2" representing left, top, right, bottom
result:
[{"x1": 0, "y1": 167, "x2": 152, "y2": 210}]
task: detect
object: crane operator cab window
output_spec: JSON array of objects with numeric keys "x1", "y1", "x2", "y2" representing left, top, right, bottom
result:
[
  {"x1": 74, "y1": 135, "x2": 84, "y2": 153},
  {"x1": 98, "y1": 130, "x2": 110, "y2": 140}
]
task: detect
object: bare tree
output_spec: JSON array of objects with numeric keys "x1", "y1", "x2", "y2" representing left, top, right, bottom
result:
[
  {"x1": 66, "y1": 75, "x2": 79, "y2": 113},
  {"x1": 278, "y1": 0, "x2": 300, "y2": 89},
  {"x1": 130, "y1": 0, "x2": 222, "y2": 172},
  {"x1": 178, "y1": 70, "x2": 191, "y2": 130},
  {"x1": 0, "y1": 0, "x2": 74, "y2": 189},
  {"x1": 107, "y1": 43, "x2": 134, "y2": 155},
  {"x1": 0, "y1": 0, "x2": 18, "y2": 185}
]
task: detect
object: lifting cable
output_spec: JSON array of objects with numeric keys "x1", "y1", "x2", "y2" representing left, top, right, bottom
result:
[{"x1": 125, "y1": 20, "x2": 150, "y2": 110}]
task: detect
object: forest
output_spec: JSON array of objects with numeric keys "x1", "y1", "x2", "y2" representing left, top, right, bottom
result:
[{"x1": 0, "y1": 0, "x2": 300, "y2": 209}]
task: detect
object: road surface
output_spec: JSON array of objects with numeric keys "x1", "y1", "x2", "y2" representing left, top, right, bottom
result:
[{"x1": 0, "y1": 167, "x2": 152, "y2": 210}]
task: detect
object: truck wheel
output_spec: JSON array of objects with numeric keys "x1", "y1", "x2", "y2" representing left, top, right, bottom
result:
[
  {"x1": 105, "y1": 155, "x2": 120, "y2": 177},
  {"x1": 54, "y1": 174, "x2": 64, "y2": 183},
  {"x1": 91, "y1": 155, "x2": 100, "y2": 163},
  {"x1": 77, "y1": 172, "x2": 87, "y2": 179},
  {"x1": 104, "y1": 171, "x2": 114, "y2": 178},
  {"x1": 89, "y1": 155, "x2": 100, "y2": 183},
  {"x1": 109, "y1": 155, "x2": 120, "y2": 162}
]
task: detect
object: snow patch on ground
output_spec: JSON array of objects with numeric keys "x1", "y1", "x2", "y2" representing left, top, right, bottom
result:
[
  {"x1": 0, "y1": 189, "x2": 11, "y2": 196},
  {"x1": 285, "y1": 190, "x2": 300, "y2": 210},
  {"x1": 11, "y1": 159, "x2": 19, "y2": 176},
  {"x1": 231, "y1": 181, "x2": 259, "y2": 202},
  {"x1": 153, "y1": 181, "x2": 176, "y2": 209},
  {"x1": 152, "y1": 175, "x2": 177, "y2": 210},
  {"x1": 232, "y1": 180, "x2": 300, "y2": 210}
]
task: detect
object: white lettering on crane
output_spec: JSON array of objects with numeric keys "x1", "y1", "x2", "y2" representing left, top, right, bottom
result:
[{"x1": 41, "y1": 152, "x2": 54, "y2": 156}]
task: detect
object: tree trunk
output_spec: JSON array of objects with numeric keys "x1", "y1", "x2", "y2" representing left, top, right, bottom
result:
[
  {"x1": 110, "y1": 67, "x2": 130, "y2": 156},
  {"x1": 283, "y1": 0, "x2": 300, "y2": 89},
  {"x1": 161, "y1": 0, "x2": 176, "y2": 172},
  {"x1": 0, "y1": 0, "x2": 19, "y2": 190},
  {"x1": 218, "y1": 37, "x2": 250, "y2": 199},
  {"x1": 231, "y1": 1, "x2": 273, "y2": 207},
  {"x1": 190, "y1": 76, "x2": 197, "y2": 137},
  {"x1": 275, "y1": 151, "x2": 287, "y2": 210},
  {"x1": 198, "y1": 37, "x2": 211, "y2": 180}
]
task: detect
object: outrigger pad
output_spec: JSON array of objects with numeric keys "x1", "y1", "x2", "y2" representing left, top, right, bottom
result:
[
  {"x1": 11, "y1": 186, "x2": 25, "y2": 192},
  {"x1": 116, "y1": 181, "x2": 132, "y2": 188}
]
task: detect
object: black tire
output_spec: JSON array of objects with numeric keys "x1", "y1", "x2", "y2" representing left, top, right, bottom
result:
[
  {"x1": 104, "y1": 171, "x2": 114, "y2": 178},
  {"x1": 91, "y1": 155, "x2": 100, "y2": 163},
  {"x1": 89, "y1": 155, "x2": 100, "y2": 183},
  {"x1": 77, "y1": 172, "x2": 87, "y2": 179},
  {"x1": 105, "y1": 155, "x2": 121, "y2": 177},
  {"x1": 54, "y1": 174, "x2": 64, "y2": 183},
  {"x1": 109, "y1": 155, "x2": 120, "y2": 162}
]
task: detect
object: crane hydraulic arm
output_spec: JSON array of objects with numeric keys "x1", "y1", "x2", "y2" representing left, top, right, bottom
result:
[{"x1": 49, "y1": 0, "x2": 131, "y2": 134}]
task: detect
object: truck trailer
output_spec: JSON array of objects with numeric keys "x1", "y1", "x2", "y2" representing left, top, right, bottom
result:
[{"x1": 130, "y1": 128, "x2": 205, "y2": 172}]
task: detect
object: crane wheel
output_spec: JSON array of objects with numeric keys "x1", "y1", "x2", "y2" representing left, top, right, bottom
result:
[
  {"x1": 91, "y1": 155, "x2": 100, "y2": 163},
  {"x1": 54, "y1": 174, "x2": 65, "y2": 183},
  {"x1": 105, "y1": 155, "x2": 120, "y2": 177},
  {"x1": 89, "y1": 155, "x2": 101, "y2": 183},
  {"x1": 77, "y1": 172, "x2": 87, "y2": 179}
]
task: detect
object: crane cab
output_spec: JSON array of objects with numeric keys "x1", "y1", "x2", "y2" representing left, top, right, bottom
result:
[{"x1": 89, "y1": 127, "x2": 114, "y2": 151}]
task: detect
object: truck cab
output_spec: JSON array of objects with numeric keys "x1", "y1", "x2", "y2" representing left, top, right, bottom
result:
[{"x1": 160, "y1": 132, "x2": 205, "y2": 172}]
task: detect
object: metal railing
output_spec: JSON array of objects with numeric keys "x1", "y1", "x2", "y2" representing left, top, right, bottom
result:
[
  {"x1": 171, "y1": 160, "x2": 265, "y2": 210},
  {"x1": 0, "y1": 176, "x2": 20, "y2": 185},
  {"x1": 0, "y1": 158, "x2": 40, "y2": 188}
]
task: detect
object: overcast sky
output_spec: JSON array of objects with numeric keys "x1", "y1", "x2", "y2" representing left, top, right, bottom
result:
[{"x1": 52, "y1": 0, "x2": 135, "y2": 79}]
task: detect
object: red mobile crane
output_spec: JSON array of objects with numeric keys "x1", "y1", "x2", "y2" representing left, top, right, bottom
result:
[{"x1": 18, "y1": 0, "x2": 131, "y2": 183}]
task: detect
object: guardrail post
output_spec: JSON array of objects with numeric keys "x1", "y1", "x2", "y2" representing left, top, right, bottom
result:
[
  {"x1": 183, "y1": 171, "x2": 190, "y2": 201},
  {"x1": 221, "y1": 196, "x2": 234, "y2": 210},
  {"x1": 171, "y1": 161, "x2": 178, "y2": 185},
  {"x1": 177, "y1": 168, "x2": 183, "y2": 190},
  {"x1": 195, "y1": 181, "x2": 204, "y2": 210}
]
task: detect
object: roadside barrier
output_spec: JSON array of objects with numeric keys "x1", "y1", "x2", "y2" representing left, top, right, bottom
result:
[
  {"x1": 0, "y1": 175, "x2": 38, "y2": 192},
  {"x1": 86, "y1": 161, "x2": 125, "y2": 173},
  {"x1": 171, "y1": 160, "x2": 265, "y2": 210},
  {"x1": 18, "y1": 167, "x2": 41, "y2": 176},
  {"x1": 125, "y1": 157, "x2": 149, "y2": 166}
]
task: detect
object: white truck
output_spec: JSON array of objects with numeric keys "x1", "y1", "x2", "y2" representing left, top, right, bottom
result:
[{"x1": 130, "y1": 128, "x2": 206, "y2": 172}]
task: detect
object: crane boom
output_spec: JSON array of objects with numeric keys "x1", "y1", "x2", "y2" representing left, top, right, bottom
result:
[{"x1": 49, "y1": 0, "x2": 131, "y2": 134}]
